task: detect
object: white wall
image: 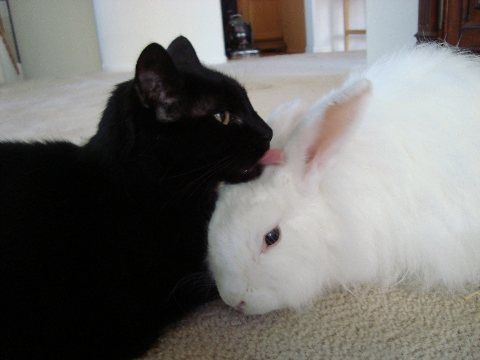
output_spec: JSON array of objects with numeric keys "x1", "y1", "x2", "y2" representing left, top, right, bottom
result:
[
  {"x1": 305, "y1": 0, "x2": 366, "y2": 53},
  {"x1": 9, "y1": 0, "x2": 101, "y2": 79},
  {"x1": 366, "y1": 0, "x2": 419, "y2": 63},
  {"x1": 93, "y1": 0, "x2": 227, "y2": 72}
]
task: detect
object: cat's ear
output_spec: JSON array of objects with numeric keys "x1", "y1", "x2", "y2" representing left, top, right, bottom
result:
[
  {"x1": 167, "y1": 36, "x2": 202, "y2": 70},
  {"x1": 135, "y1": 43, "x2": 182, "y2": 109}
]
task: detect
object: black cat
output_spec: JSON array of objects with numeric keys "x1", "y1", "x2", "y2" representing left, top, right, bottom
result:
[{"x1": 0, "y1": 37, "x2": 272, "y2": 360}]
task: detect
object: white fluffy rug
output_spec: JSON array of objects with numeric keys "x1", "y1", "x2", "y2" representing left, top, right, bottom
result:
[
  {"x1": 1, "y1": 51, "x2": 479, "y2": 359},
  {"x1": 0, "y1": 51, "x2": 362, "y2": 143}
]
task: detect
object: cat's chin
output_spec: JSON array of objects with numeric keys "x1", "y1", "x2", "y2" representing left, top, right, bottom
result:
[{"x1": 224, "y1": 163, "x2": 263, "y2": 184}]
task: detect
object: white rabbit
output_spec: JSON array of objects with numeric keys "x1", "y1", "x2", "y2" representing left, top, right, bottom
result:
[{"x1": 207, "y1": 44, "x2": 480, "y2": 315}]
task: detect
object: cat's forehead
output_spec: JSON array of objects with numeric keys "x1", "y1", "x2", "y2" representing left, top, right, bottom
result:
[
  {"x1": 185, "y1": 68, "x2": 248, "y2": 101},
  {"x1": 190, "y1": 93, "x2": 248, "y2": 119},
  {"x1": 190, "y1": 96, "x2": 217, "y2": 117}
]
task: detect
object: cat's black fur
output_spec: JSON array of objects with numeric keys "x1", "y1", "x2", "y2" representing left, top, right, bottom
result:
[{"x1": 0, "y1": 37, "x2": 272, "y2": 360}]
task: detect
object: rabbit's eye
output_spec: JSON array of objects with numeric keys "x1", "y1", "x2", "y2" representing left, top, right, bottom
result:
[{"x1": 264, "y1": 227, "x2": 280, "y2": 247}]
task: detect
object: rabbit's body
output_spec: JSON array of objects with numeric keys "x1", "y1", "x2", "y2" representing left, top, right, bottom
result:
[
  {"x1": 208, "y1": 45, "x2": 480, "y2": 315},
  {"x1": 316, "y1": 46, "x2": 480, "y2": 288}
]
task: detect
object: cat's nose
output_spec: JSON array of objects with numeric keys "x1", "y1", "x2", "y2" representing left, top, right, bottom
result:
[
  {"x1": 254, "y1": 113, "x2": 273, "y2": 141},
  {"x1": 263, "y1": 126, "x2": 273, "y2": 141}
]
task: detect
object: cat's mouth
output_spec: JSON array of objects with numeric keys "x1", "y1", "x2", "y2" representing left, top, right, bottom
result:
[
  {"x1": 242, "y1": 162, "x2": 262, "y2": 177},
  {"x1": 226, "y1": 163, "x2": 262, "y2": 184},
  {"x1": 228, "y1": 149, "x2": 284, "y2": 183},
  {"x1": 259, "y1": 148, "x2": 284, "y2": 166}
]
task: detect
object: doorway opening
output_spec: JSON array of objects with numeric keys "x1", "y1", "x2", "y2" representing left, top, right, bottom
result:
[{"x1": 221, "y1": 0, "x2": 306, "y2": 59}]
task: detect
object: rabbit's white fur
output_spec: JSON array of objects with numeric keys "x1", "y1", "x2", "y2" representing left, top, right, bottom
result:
[{"x1": 208, "y1": 44, "x2": 480, "y2": 315}]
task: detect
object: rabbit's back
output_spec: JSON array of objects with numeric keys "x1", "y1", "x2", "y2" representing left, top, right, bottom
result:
[{"x1": 319, "y1": 45, "x2": 480, "y2": 288}]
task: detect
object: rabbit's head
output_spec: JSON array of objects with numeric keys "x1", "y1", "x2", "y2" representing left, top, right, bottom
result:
[{"x1": 208, "y1": 80, "x2": 371, "y2": 314}]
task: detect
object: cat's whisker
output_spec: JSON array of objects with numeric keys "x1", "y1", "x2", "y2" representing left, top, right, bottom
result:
[
  {"x1": 165, "y1": 157, "x2": 234, "y2": 179},
  {"x1": 182, "y1": 161, "x2": 235, "y2": 199},
  {"x1": 178, "y1": 156, "x2": 235, "y2": 199},
  {"x1": 167, "y1": 271, "x2": 216, "y2": 301}
]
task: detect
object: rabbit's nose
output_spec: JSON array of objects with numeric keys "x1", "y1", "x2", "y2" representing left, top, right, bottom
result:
[{"x1": 235, "y1": 301, "x2": 246, "y2": 313}]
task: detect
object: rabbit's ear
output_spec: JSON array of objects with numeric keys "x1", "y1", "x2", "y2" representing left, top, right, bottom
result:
[
  {"x1": 268, "y1": 99, "x2": 307, "y2": 149},
  {"x1": 304, "y1": 79, "x2": 371, "y2": 177}
]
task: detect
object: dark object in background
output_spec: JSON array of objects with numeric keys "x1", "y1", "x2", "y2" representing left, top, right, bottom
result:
[
  {"x1": 226, "y1": 13, "x2": 259, "y2": 59},
  {"x1": 221, "y1": 0, "x2": 237, "y2": 53},
  {"x1": 220, "y1": 0, "x2": 259, "y2": 59}
]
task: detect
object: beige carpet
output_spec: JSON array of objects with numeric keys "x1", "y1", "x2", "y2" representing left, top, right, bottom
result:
[
  {"x1": 1, "y1": 51, "x2": 479, "y2": 359},
  {"x1": 148, "y1": 286, "x2": 480, "y2": 360}
]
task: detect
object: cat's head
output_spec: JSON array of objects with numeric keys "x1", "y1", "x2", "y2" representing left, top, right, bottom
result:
[{"x1": 132, "y1": 36, "x2": 272, "y2": 183}]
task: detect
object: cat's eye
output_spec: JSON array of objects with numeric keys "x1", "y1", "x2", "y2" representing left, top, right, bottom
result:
[
  {"x1": 213, "y1": 111, "x2": 231, "y2": 125},
  {"x1": 264, "y1": 226, "x2": 281, "y2": 247},
  {"x1": 213, "y1": 111, "x2": 241, "y2": 126}
]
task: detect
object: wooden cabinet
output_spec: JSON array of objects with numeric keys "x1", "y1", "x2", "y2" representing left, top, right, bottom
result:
[
  {"x1": 417, "y1": 0, "x2": 480, "y2": 52},
  {"x1": 236, "y1": 0, "x2": 305, "y2": 53},
  {"x1": 237, "y1": 0, "x2": 286, "y2": 51}
]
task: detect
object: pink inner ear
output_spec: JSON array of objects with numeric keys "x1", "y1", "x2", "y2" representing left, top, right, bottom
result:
[
  {"x1": 305, "y1": 79, "x2": 371, "y2": 173},
  {"x1": 305, "y1": 104, "x2": 348, "y2": 168},
  {"x1": 259, "y1": 148, "x2": 285, "y2": 166}
]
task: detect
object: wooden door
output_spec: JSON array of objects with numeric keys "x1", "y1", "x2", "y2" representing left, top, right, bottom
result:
[
  {"x1": 444, "y1": 0, "x2": 480, "y2": 51},
  {"x1": 281, "y1": 0, "x2": 306, "y2": 53},
  {"x1": 237, "y1": 0, "x2": 285, "y2": 51},
  {"x1": 417, "y1": 0, "x2": 480, "y2": 52},
  {"x1": 237, "y1": 0, "x2": 306, "y2": 53}
]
